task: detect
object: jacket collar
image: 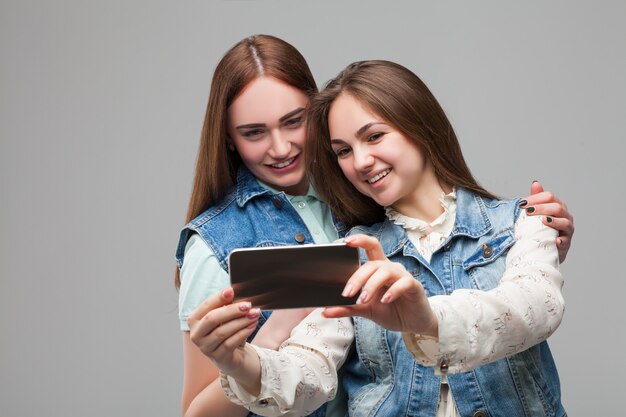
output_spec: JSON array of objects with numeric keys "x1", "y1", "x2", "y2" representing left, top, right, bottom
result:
[
  {"x1": 235, "y1": 166, "x2": 274, "y2": 207},
  {"x1": 449, "y1": 187, "x2": 492, "y2": 238},
  {"x1": 379, "y1": 187, "x2": 493, "y2": 258}
]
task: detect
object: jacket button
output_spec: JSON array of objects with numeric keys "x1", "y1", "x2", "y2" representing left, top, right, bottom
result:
[
  {"x1": 443, "y1": 243, "x2": 451, "y2": 251},
  {"x1": 473, "y1": 411, "x2": 487, "y2": 417},
  {"x1": 482, "y1": 244, "x2": 493, "y2": 258},
  {"x1": 272, "y1": 198, "x2": 283, "y2": 209},
  {"x1": 294, "y1": 233, "x2": 306, "y2": 243},
  {"x1": 439, "y1": 358, "x2": 449, "y2": 374}
]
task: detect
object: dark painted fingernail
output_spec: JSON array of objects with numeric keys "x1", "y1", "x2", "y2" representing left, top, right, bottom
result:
[
  {"x1": 526, "y1": 207, "x2": 535, "y2": 214},
  {"x1": 547, "y1": 217, "x2": 553, "y2": 223},
  {"x1": 519, "y1": 199, "x2": 528, "y2": 207}
]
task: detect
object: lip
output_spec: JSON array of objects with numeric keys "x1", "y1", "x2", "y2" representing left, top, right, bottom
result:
[
  {"x1": 363, "y1": 168, "x2": 391, "y2": 186},
  {"x1": 266, "y1": 153, "x2": 301, "y2": 172}
]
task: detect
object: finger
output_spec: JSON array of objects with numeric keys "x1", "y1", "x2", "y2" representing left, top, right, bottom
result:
[
  {"x1": 323, "y1": 304, "x2": 371, "y2": 319},
  {"x1": 341, "y1": 260, "x2": 385, "y2": 298},
  {"x1": 556, "y1": 236, "x2": 571, "y2": 251},
  {"x1": 540, "y1": 216, "x2": 574, "y2": 235},
  {"x1": 524, "y1": 202, "x2": 566, "y2": 218},
  {"x1": 193, "y1": 311, "x2": 260, "y2": 355},
  {"x1": 215, "y1": 320, "x2": 259, "y2": 356},
  {"x1": 344, "y1": 234, "x2": 386, "y2": 261},
  {"x1": 359, "y1": 263, "x2": 410, "y2": 305},
  {"x1": 380, "y1": 276, "x2": 422, "y2": 304},
  {"x1": 218, "y1": 323, "x2": 257, "y2": 354},
  {"x1": 530, "y1": 180, "x2": 544, "y2": 195},
  {"x1": 322, "y1": 306, "x2": 354, "y2": 318},
  {"x1": 557, "y1": 234, "x2": 571, "y2": 247},
  {"x1": 190, "y1": 301, "x2": 256, "y2": 340},
  {"x1": 521, "y1": 191, "x2": 562, "y2": 208},
  {"x1": 188, "y1": 287, "x2": 235, "y2": 321},
  {"x1": 556, "y1": 235, "x2": 571, "y2": 264}
]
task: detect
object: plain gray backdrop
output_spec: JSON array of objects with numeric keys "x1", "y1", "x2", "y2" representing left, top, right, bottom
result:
[{"x1": 1, "y1": 1, "x2": 624, "y2": 415}]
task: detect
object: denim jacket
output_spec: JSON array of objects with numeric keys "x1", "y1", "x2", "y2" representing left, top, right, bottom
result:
[
  {"x1": 175, "y1": 166, "x2": 349, "y2": 417},
  {"x1": 342, "y1": 188, "x2": 566, "y2": 417}
]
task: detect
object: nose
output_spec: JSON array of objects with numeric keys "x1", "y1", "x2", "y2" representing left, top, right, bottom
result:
[
  {"x1": 268, "y1": 129, "x2": 291, "y2": 159},
  {"x1": 352, "y1": 145, "x2": 375, "y2": 172}
]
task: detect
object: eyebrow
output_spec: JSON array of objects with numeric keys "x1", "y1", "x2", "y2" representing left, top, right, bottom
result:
[
  {"x1": 235, "y1": 107, "x2": 305, "y2": 131},
  {"x1": 279, "y1": 107, "x2": 305, "y2": 122},
  {"x1": 355, "y1": 122, "x2": 385, "y2": 138},
  {"x1": 330, "y1": 122, "x2": 386, "y2": 146}
]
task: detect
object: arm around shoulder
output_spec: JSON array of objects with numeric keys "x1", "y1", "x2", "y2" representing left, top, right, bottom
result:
[{"x1": 405, "y1": 211, "x2": 565, "y2": 374}]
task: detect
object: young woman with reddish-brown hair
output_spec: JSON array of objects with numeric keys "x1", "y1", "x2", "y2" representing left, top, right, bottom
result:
[{"x1": 175, "y1": 35, "x2": 345, "y2": 417}]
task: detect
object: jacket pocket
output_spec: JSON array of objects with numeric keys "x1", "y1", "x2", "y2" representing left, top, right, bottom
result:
[
  {"x1": 462, "y1": 230, "x2": 516, "y2": 291},
  {"x1": 508, "y1": 343, "x2": 561, "y2": 416}
]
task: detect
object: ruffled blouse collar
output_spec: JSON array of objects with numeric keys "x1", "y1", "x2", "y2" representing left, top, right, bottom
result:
[{"x1": 385, "y1": 188, "x2": 457, "y2": 237}]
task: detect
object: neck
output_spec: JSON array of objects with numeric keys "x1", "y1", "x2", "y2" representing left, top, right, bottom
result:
[
  {"x1": 267, "y1": 179, "x2": 310, "y2": 196},
  {"x1": 390, "y1": 168, "x2": 451, "y2": 222}
]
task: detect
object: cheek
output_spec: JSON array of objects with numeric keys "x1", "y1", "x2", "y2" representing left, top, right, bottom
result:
[
  {"x1": 290, "y1": 126, "x2": 307, "y2": 146},
  {"x1": 234, "y1": 141, "x2": 267, "y2": 164},
  {"x1": 337, "y1": 159, "x2": 359, "y2": 186}
]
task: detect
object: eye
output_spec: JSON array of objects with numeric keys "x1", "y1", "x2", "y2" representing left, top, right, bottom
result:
[
  {"x1": 334, "y1": 147, "x2": 351, "y2": 158},
  {"x1": 368, "y1": 132, "x2": 384, "y2": 142},
  {"x1": 241, "y1": 129, "x2": 265, "y2": 139},
  {"x1": 283, "y1": 117, "x2": 304, "y2": 128}
]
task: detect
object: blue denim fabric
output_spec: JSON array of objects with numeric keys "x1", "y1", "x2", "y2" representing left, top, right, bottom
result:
[
  {"x1": 342, "y1": 188, "x2": 566, "y2": 417},
  {"x1": 176, "y1": 166, "x2": 349, "y2": 417}
]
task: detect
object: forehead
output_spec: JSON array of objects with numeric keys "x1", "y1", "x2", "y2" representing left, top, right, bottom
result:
[
  {"x1": 228, "y1": 76, "x2": 309, "y2": 124},
  {"x1": 328, "y1": 93, "x2": 379, "y2": 137}
]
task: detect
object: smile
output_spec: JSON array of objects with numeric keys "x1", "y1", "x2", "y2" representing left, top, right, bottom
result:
[
  {"x1": 270, "y1": 156, "x2": 296, "y2": 169},
  {"x1": 366, "y1": 169, "x2": 390, "y2": 184}
]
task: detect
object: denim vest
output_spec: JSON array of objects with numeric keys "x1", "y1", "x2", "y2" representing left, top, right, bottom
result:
[
  {"x1": 176, "y1": 166, "x2": 349, "y2": 417},
  {"x1": 342, "y1": 188, "x2": 565, "y2": 417}
]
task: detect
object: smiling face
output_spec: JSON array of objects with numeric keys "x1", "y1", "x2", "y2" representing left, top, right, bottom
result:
[
  {"x1": 227, "y1": 76, "x2": 310, "y2": 195},
  {"x1": 328, "y1": 92, "x2": 437, "y2": 212}
]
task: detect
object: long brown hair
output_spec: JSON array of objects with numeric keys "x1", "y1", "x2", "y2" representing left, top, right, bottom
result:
[
  {"x1": 176, "y1": 35, "x2": 318, "y2": 288},
  {"x1": 306, "y1": 60, "x2": 497, "y2": 229}
]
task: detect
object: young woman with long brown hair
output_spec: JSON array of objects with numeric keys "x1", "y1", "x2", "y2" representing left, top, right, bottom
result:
[{"x1": 202, "y1": 60, "x2": 569, "y2": 417}]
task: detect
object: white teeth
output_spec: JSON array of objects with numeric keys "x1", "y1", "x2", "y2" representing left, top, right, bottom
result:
[
  {"x1": 272, "y1": 157, "x2": 294, "y2": 168},
  {"x1": 367, "y1": 169, "x2": 390, "y2": 184}
]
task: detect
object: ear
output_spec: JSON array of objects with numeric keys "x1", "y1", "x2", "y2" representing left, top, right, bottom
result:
[{"x1": 225, "y1": 135, "x2": 236, "y2": 152}]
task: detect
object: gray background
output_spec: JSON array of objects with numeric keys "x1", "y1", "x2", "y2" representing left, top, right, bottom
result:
[{"x1": 1, "y1": 1, "x2": 624, "y2": 415}]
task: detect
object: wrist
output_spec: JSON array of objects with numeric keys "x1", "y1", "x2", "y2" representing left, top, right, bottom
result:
[
  {"x1": 251, "y1": 330, "x2": 284, "y2": 350},
  {"x1": 225, "y1": 344, "x2": 262, "y2": 396},
  {"x1": 408, "y1": 309, "x2": 439, "y2": 338}
]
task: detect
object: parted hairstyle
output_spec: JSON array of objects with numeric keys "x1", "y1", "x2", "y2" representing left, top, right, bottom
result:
[
  {"x1": 305, "y1": 60, "x2": 496, "y2": 229},
  {"x1": 176, "y1": 35, "x2": 318, "y2": 288}
]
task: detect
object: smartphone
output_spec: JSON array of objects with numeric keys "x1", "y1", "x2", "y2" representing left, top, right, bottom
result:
[{"x1": 228, "y1": 242, "x2": 360, "y2": 309}]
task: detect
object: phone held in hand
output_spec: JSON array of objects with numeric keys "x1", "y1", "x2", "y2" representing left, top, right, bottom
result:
[{"x1": 228, "y1": 242, "x2": 360, "y2": 309}]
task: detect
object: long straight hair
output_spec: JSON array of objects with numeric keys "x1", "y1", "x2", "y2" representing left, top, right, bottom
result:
[
  {"x1": 306, "y1": 60, "x2": 497, "y2": 229},
  {"x1": 176, "y1": 35, "x2": 318, "y2": 288}
]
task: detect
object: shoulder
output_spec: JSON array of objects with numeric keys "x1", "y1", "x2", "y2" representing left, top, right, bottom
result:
[
  {"x1": 458, "y1": 188, "x2": 522, "y2": 229},
  {"x1": 186, "y1": 190, "x2": 239, "y2": 231},
  {"x1": 346, "y1": 219, "x2": 388, "y2": 238}
]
